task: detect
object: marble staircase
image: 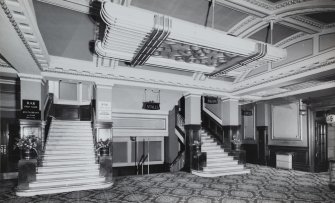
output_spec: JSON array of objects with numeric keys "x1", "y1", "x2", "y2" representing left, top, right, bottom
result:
[
  {"x1": 16, "y1": 120, "x2": 113, "y2": 196},
  {"x1": 192, "y1": 129, "x2": 250, "y2": 177}
]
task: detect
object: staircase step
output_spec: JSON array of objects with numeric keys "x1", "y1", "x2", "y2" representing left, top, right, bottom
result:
[
  {"x1": 48, "y1": 137, "x2": 93, "y2": 142},
  {"x1": 206, "y1": 160, "x2": 238, "y2": 167},
  {"x1": 38, "y1": 164, "x2": 99, "y2": 173},
  {"x1": 201, "y1": 148, "x2": 224, "y2": 154},
  {"x1": 207, "y1": 156, "x2": 233, "y2": 162},
  {"x1": 47, "y1": 140, "x2": 93, "y2": 145},
  {"x1": 46, "y1": 145, "x2": 94, "y2": 150},
  {"x1": 203, "y1": 164, "x2": 244, "y2": 172},
  {"x1": 44, "y1": 150, "x2": 95, "y2": 155},
  {"x1": 49, "y1": 132, "x2": 93, "y2": 136},
  {"x1": 36, "y1": 170, "x2": 100, "y2": 180},
  {"x1": 29, "y1": 176, "x2": 106, "y2": 189},
  {"x1": 192, "y1": 169, "x2": 250, "y2": 177},
  {"x1": 204, "y1": 162, "x2": 241, "y2": 170},
  {"x1": 42, "y1": 159, "x2": 96, "y2": 166},
  {"x1": 16, "y1": 182, "x2": 113, "y2": 197},
  {"x1": 43, "y1": 154, "x2": 96, "y2": 160}
]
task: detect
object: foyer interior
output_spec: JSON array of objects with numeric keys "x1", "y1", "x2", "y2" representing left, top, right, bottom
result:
[{"x1": 1, "y1": 0, "x2": 335, "y2": 201}]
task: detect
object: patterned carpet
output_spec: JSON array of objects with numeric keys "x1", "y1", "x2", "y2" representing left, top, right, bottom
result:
[{"x1": 1, "y1": 164, "x2": 335, "y2": 203}]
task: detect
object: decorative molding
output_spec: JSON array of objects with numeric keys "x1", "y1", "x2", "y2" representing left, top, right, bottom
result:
[
  {"x1": 232, "y1": 49, "x2": 335, "y2": 94},
  {"x1": 228, "y1": 16, "x2": 259, "y2": 36},
  {"x1": 0, "y1": 0, "x2": 49, "y2": 70},
  {"x1": 290, "y1": 16, "x2": 323, "y2": 29},
  {"x1": 274, "y1": 32, "x2": 308, "y2": 48}
]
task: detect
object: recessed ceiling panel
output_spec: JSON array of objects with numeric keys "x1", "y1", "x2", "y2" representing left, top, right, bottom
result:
[
  {"x1": 248, "y1": 23, "x2": 300, "y2": 44},
  {"x1": 33, "y1": 1, "x2": 95, "y2": 61},
  {"x1": 131, "y1": 0, "x2": 247, "y2": 32},
  {"x1": 305, "y1": 11, "x2": 335, "y2": 24}
]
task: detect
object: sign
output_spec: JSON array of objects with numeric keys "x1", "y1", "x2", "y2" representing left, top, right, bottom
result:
[
  {"x1": 242, "y1": 110, "x2": 253, "y2": 116},
  {"x1": 142, "y1": 102, "x2": 160, "y2": 110},
  {"x1": 21, "y1": 100, "x2": 41, "y2": 120},
  {"x1": 326, "y1": 114, "x2": 335, "y2": 126},
  {"x1": 204, "y1": 96, "x2": 218, "y2": 104},
  {"x1": 98, "y1": 101, "x2": 112, "y2": 120}
]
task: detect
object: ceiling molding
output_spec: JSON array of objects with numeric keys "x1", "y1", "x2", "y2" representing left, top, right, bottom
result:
[
  {"x1": 274, "y1": 32, "x2": 309, "y2": 48},
  {"x1": 261, "y1": 81, "x2": 335, "y2": 100},
  {"x1": 1, "y1": 0, "x2": 49, "y2": 70},
  {"x1": 232, "y1": 49, "x2": 335, "y2": 94},
  {"x1": 44, "y1": 56, "x2": 234, "y2": 96}
]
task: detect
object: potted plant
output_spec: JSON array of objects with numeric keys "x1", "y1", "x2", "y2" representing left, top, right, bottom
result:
[
  {"x1": 14, "y1": 135, "x2": 41, "y2": 160},
  {"x1": 96, "y1": 139, "x2": 110, "y2": 156},
  {"x1": 232, "y1": 134, "x2": 242, "y2": 150}
]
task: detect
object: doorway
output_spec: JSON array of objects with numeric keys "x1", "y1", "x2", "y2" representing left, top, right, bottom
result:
[{"x1": 314, "y1": 119, "x2": 328, "y2": 172}]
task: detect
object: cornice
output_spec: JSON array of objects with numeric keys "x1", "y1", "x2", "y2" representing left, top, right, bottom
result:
[
  {"x1": 233, "y1": 50, "x2": 335, "y2": 93},
  {"x1": 290, "y1": 16, "x2": 323, "y2": 29},
  {"x1": 274, "y1": 32, "x2": 308, "y2": 48},
  {"x1": 0, "y1": 0, "x2": 49, "y2": 70},
  {"x1": 42, "y1": 65, "x2": 232, "y2": 96},
  {"x1": 0, "y1": 0, "x2": 43, "y2": 70}
]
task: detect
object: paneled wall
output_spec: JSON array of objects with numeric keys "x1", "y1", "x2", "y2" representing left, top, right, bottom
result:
[
  {"x1": 0, "y1": 75, "x2": 20, "y2": 175},
  {"x1": 269, "y1": 102, "x2": 308, "y2": 147},
  {"x1": 328, "y1": 126, "x2": 335, "y2": 159}
]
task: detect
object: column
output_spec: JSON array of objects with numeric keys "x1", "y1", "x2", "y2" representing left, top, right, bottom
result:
[
  {"x1": 18, "y1": 73, "x2": 46, "y2": 143},
  {"x1": 183, "y1": 93, "x2": 201, "y2": 172},
  {"x1": 221, "y1": 98, "x2": 239, "y2": 150},
  {"x1": 94, "y1": 83, "x2": 113, "y2": 182},
  {"x1": 256, "y1": 102, "x2": 270, "y2": 165}
]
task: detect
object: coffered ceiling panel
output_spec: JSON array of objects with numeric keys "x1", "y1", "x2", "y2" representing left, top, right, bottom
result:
[
  {"x1": 131, "y1": 0, "x2": 248, "y2": 32},
  {"x1": 33, "y1": 0, "x2": 95, "y2": 61},
  {"x1": 305, "y1": 11, "x2": 335, "y2": 24},
  {"x1": 248, "y1": 23, "x2": 300, "y2": 44}
]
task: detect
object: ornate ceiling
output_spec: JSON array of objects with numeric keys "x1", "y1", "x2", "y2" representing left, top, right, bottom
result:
[{"x1": 0, "y1": 0, "x2": 335, "y2": 102}]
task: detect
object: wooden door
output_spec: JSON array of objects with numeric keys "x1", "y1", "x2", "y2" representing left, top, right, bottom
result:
[{"x1": 314, "y1": 121, "x2": 328, "y2": 172}]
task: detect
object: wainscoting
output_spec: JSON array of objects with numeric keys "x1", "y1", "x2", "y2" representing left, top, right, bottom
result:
[
  {"x1": 242, "y1": 144, "x2": 258, "y2": 164},
  {"x1": 268, "y1": 145, "x2": 310, "y2": 171}
]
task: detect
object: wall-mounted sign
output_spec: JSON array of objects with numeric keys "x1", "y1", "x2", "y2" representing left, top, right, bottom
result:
[
  {"x1": 98, "y1": 101, "x2": 112, "y2": 120},
  {"x1": 204, "y1": 96, "x2": 218, "y2": 104},
  {"x1": 326, "y1": 114, "x2": 335, "y2": 126},
  {"x1": 21, "y1": 100, "x2": 41, "y2": 120},
  {"x1": 142, "y1": 102, "x2": 160, "y2": 110},
  {"x1": 242, "y1": 110, "x2": 253, "y2": 116}
]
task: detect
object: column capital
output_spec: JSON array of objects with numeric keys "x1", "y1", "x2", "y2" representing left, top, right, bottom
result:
[
  {"x1": 183, "y1": 92, "x2": 202, "y2": 98},
  {"x1": 221, "y1": 97, "x2": 239, "y2": 102},
  {"x1": 18, "y1": 73, "x2": 45, "y2": 84},
  {"x1": 95, "y1": 82, "x2": 114, "y2": 89}
]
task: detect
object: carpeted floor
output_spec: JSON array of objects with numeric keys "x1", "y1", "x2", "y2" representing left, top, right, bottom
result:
[{"x1": 1, "y1": 164, "x2": 335, "y2": 203}]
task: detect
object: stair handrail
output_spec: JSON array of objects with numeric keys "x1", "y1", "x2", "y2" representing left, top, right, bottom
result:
[
  {"x1": 170, "y1": 107, "x2": 186, "y2": 172},
  {"x1": 137, "y1": 154, "x2": 148, "y2": 175},
  {"x1": 41, "y1": 93, "x2": 54, "y2": 165},
  {"x1": 170, "y1": 151, "x2": 185, "y2": 172},
  {"x1": 176, "y1": 112, "x2": 185, "y2": 134}
]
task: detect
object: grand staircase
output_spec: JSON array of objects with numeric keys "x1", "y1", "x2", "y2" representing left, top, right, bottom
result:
[
  {"x1": 16, "y1": 120, "x2": 113, "y2": 196},
  {"x1": 192, "y1": 129, "x2": 250, "y2": 177}
]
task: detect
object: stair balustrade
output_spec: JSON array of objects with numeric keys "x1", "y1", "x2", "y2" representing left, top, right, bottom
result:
[{"x1": 170, "y1": 109, "x2": 186, "y2": 172}]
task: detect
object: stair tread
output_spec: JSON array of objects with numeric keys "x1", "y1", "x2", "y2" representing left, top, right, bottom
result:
[
  {"x1": 16, "y1": 182, "x2": 113, "y2": 197},
  {"x1": 31, "y1": 175, "x2": 104, "y2": 184}
]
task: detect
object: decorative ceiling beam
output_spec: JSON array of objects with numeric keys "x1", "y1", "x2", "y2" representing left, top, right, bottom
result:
[
  {"x1": 95, "y1": 2, "x2": 286, "y2": 75},
  {"x1": 45, "y1": 55, "x2": 233, "y2": 96}
]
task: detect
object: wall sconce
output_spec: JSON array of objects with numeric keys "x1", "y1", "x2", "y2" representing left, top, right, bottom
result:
[{"x1": 299, "y1": 99, "x2": 307, "y2": 115}]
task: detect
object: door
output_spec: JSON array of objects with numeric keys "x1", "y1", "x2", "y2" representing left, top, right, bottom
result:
[{"x1": 314, "y1": 121, "x2": 328, "y2": 172}]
